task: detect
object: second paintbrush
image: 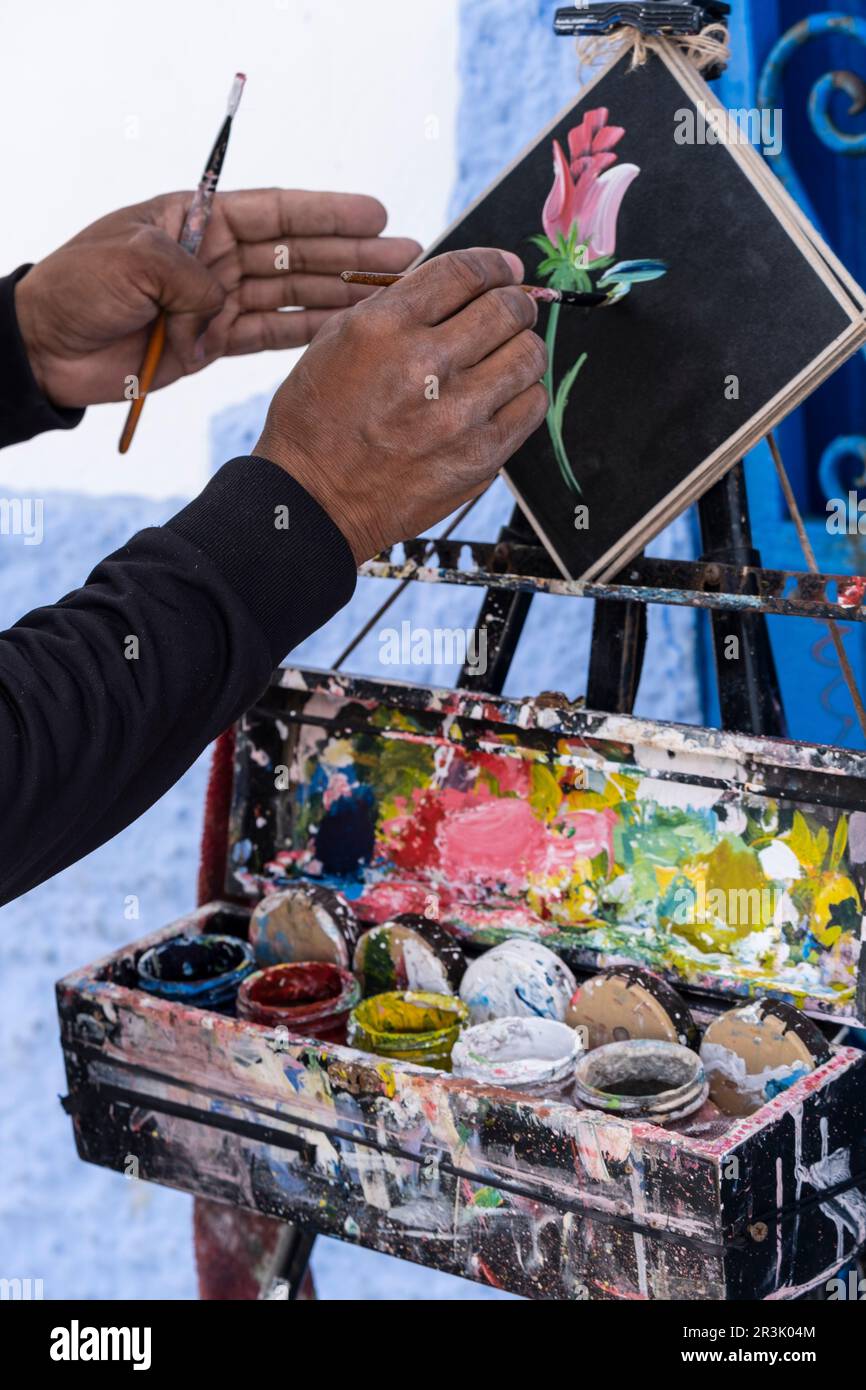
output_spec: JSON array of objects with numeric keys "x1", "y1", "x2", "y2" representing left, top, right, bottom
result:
[{"x1": 339, "y1": 270, "x2": 611, "y2": 307}]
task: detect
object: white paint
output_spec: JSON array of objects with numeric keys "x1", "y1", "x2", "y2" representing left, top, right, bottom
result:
[
  {"x1": 452, "y1": 1016, "x2": 581, "y2": 1091},
  {"x1": 758, "y1": 840, "x2": 802, "y2": 882},
  {"x1": 635, "y1": 777, "x2": 719, "y2": 812},
  {"x1": 0, "y1": 0, "x2": 459, "y2": 499},
  {"x1": 400, "y1": 935, "x2": 452, "y2": 994},
  {"x1": 700, "y1": 1040, "x2": 808, "y2": 1111}
]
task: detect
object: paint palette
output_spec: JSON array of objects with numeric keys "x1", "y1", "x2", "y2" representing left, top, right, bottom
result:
[
  {"x1": 229, "y1": 668, "x2": 866, "y2": 1026},
  {"x1": 56, "y1": 668, "x2": 866, "y2": 1301}
]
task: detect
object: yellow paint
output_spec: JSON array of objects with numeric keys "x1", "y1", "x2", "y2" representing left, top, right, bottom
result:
[{"x1": 529, "y1": 763, "x2": 563, "y2": 822}]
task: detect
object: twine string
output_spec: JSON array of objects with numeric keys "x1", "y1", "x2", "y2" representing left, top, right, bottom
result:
[{"x1": 576, "y1": 22, "x2": 731, "y2": 74}]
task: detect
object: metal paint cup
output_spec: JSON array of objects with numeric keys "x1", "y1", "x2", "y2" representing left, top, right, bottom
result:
[
  {"x1": 137, "y1": 934, "x2": 255, "y2": 1010},
  {"x1": 572, "y1": 1039, "x2": 708, "y2": 1124},
  {"x1": 452, "y1": 1016, "x2": 582, "y2": 1099},
  {"x1": 347, "y1": 990, "x2": 469, "y2": 1070},
  {"x1": 237, "y1": 961, "x2": 360, "y2": 1043}
]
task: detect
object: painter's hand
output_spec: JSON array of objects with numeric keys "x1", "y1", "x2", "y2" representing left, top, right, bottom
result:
[
  {"x1": 255, "y1": 248, "x2": 549, "y2": 564},
  {"x1": 13, "y1": 190, "x2": 421, "y2": 409}
]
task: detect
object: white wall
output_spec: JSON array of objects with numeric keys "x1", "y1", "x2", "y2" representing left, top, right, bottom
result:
[{"x1": 0, "y1": 0, "x2": 459, "y2": 497}]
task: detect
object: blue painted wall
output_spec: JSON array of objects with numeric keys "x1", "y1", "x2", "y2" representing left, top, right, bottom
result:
[{"x1": 711, "y1": 2, "x2": 866, "y2": 745}]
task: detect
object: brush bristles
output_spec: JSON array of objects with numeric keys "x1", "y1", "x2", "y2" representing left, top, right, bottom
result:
[{"x1": 226, "y1": 73, "x2": 246, "y2": 118}]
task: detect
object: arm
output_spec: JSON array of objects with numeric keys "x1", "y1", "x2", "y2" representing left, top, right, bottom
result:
[
  {"x1": 0, "y1": 456, "x2": 354, "y2": 905},
  {"x1": 1, "y1": 224, "x2": 547, "y2": 905},
  {"x1": 0, "y1": 267, "x2": 84, "y2": 446}
]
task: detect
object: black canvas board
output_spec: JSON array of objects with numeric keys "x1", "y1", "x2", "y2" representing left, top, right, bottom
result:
[{"x1": 421, "y1": 51, "x2": 859, "y2": 578}]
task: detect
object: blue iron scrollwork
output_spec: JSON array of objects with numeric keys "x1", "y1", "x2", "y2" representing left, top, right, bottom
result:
[
  {"x1": 757, "y1": 13, "x2": 866, "y2": 224},
  {"x1": 758, "y1": 13, "x2": 866, "y2": 499}
]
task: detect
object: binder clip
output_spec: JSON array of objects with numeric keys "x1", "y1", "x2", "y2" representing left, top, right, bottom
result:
[{"x1": 553, "y1": 3, "x2": 731, "y2": 79}]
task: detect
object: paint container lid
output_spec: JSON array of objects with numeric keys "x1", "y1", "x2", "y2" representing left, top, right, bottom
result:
[
  {"x1": 699, "y1": 998, "x2": 831, "y2": 1117},
  {"x1": 249, "y1": 884, "x2": 359, "y2": 969},
  {"x1": 566, "y1": 964, "x2": 699, "y2": 1051},
  {"x1": 137, "y1": 934, "x2": 255, "y2": 1007},
  {"x1": 573, "y1": 1039, "x2": 708, "y2": 1124},
  {"x1": 353, "y1": 914, "x2": 466, "y2": 997},
  {"x1": 459, "y1": 938, "x2": 576, "y2": 1025},
  {"x1": 452, "y1": 1016, "x2": 582, "y2": 1095}
]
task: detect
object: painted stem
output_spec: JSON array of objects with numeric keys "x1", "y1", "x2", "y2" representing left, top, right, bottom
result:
[{"x1": 544, "y1": 266, "x2": 593, "y2": 496}]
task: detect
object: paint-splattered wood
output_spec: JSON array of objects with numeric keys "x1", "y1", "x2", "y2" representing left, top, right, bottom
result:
[{"x1": 57, "y1": 902, "x2": 866, "y2": 1302}]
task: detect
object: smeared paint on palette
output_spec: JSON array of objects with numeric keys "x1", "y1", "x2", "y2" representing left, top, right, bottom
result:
[{"x1": 228, "y1": 670, "x2": 866, "y2": 1022}]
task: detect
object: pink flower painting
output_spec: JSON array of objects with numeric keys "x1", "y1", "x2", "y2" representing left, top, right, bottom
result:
[{"x1": 531, "y1": 108, "x2": 666, "y2": 495}]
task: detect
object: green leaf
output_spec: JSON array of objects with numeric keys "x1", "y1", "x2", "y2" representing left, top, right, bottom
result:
[
  {"x1": 553, "y1": 352, "x2": 588, "y2": 437},
  {"x1": 528, "y1": 233, "x2": 556, "y2": 256}
]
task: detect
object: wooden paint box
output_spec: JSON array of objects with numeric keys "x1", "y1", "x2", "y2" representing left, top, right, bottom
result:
[{"x1": 57, "y1": 668, "x2": 866, "y2": 1300}]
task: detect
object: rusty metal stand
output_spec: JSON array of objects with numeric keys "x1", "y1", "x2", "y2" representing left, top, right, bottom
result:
[
  {"x1": 459, "y1": 464, "x2": 785, "y2": 734},
  {"x1": 698, "y1": 462, "x2": 787, "y2": 737}
]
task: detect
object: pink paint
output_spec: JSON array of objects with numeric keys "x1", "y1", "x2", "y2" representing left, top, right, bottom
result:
[
  {"x1": 387, "y1": 784, "x2": 617, "y2": 896},
  {"x1": 323, "y1": 772, "x2": 353, "y2": 809},
  {"x1": 437, "y1": 798, "x2": 550, "y2": 889},
  {"x1": 354, "y1": 881, "x2": 454, "y2": 922},
  {"x1": 838, "y1": 575, "x2": 866, "y2": 609}
]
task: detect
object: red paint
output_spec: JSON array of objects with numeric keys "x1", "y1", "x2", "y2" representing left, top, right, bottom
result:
[{"x1": 237, "y1": 962, "x2": 360, "y2": 1043}]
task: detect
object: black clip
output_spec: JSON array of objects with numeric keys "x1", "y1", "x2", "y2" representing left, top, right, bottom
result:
[{"x1": 553, "y1": 3, "x2": 730, "y2": 40}]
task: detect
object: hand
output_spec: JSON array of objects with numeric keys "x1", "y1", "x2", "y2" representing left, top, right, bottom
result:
[
  {"x1": 13, "y1": 190, "x2": 420, "y2": 409},
  {"x1": 255, "y1": 248, "x2": 549, "y2": 564}
]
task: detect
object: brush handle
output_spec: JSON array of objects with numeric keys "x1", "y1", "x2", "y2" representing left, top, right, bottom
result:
[
  {"x1": 118, "y1": 312, "x2": 167, "y2": 455},
  {"x1": 339, "y1": 270, "x2": 606, "y2": 307},
  {"x1": 117, "y1": 104, "x2": 237, "y2": 454}
]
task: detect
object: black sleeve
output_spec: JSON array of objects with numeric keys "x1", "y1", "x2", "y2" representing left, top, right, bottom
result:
[
  {"x1": 0, "y1": 455, "x2": 357, "y2": 906},
  {"x1": 0, "y1": 266, "x2": 86, "y2": 446}
]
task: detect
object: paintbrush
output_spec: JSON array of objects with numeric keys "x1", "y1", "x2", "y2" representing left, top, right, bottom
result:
[
  {"x1": 118, "y1": 72, "x2": 246, "y2": 454},
  {"x1": 339, "y1": 270, "x2": 612, "y2": 307}
]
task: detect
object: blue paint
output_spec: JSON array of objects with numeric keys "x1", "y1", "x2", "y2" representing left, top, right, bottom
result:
[
  {"x1": 137, "y1": 934, "x2": 255, "y2": 1010},
  {"x1": 765, "y1": 1065, "x2": 809, "y2": 1099},
  {"x1": 314, "y1": 785, "x2": 376, "y2": 877}
]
